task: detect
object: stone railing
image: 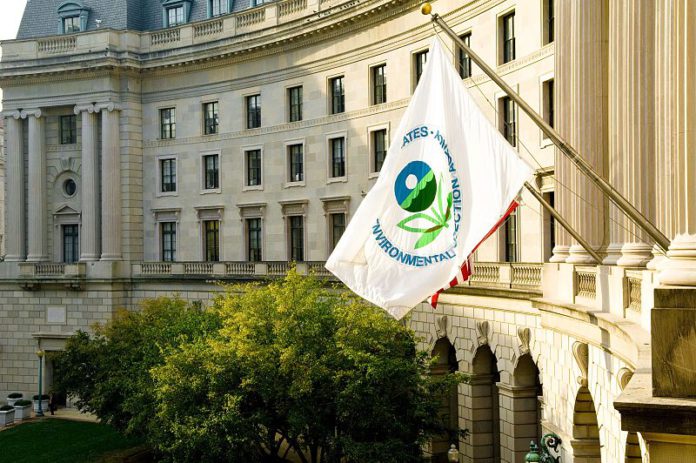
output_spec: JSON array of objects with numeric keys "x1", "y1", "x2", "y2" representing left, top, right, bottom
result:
[
  {"x1": 575, "y1": 267, "x2": 597, "y2": 300},
  {"x1": 151, "y1": 28, "x2": 181, "y2": 46},
  {"x1": 37, "y1": 36, "x2": 77, "y2": 54},
  {"x1": 193, "y1": 18, "x2": 224, "y2": 38}
]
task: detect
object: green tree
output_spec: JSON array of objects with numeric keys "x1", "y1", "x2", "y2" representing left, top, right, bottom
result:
[
  {"x1": 53, "y1": 297, "x2": 222, "y2": 437},
  {"x1": 152, "y1": 270, "x2": 462, "y2": 463}
]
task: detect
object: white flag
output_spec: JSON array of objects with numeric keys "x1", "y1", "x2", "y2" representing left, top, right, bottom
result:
[{"x1": 326, "y1": 38, "x2": 533, "y2": 319}]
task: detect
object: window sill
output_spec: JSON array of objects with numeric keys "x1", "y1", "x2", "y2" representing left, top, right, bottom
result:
[
  {"x1": 284, "y1": 181, "x2": 306, "y2": 188},
  {"x1": 327, "y1": 177, "x2": 348, "y2": 184},
  {"x1": 243, "y1": 185, "x2": 264, "y2": 192}
]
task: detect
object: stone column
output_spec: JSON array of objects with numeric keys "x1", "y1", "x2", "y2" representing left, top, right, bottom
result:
[
  {"x1": 549, "y1": 0, "x2": 572, "y2": 263},
  {"x1": 97, "y1": 103, "x2": 122, "y2": 261},
  {"x1": 566, "y1": 0, "x2": 609, "y2": 264},
  {"x1": 3, "y1": 112, "x2": 25, "y2": 261},
  {"x1": 75, "y1": 104, "x2": 100, "y2": 261},
  {"x1": 613, "y1": 0, "x2": 656, "y2": 267},
  {"x1": 23, "y1": 109, "x2": 47, "y2": 262},
  {"x1": 659, "y1": 0, "x2": 696, "y2": 285}
]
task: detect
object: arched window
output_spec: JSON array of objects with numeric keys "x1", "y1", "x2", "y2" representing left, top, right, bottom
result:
[{"x1": 57, "y1": 1, "x2": 90, "y2": 34}]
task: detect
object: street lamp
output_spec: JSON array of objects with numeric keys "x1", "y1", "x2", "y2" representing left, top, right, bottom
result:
[
  {"x1": 36, "y1": 350, "x2": 45, "y2": 417},
  {"x1": 447, "y1": 444, "x2": 459, "y2": 463}
]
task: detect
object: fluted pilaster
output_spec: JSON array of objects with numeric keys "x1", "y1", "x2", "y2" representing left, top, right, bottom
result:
[
  {"x1": 98, "y1": 103, "x2": 122, "y2": 261},
  {"x1": 75, "y1": 104, "x2": 100, "y2": 261},
  {"x1": 550, "y1": 0, "x2": 572, "y2": 263},
  {"x1": 24, "y1": 109, "x2": 47, "y2": 262},
  {"x1": 3, "y1": 112, "x2": 25, "y2": 261},
  {"x1": 566, "y1": 0, "x2": 609, "y2": 264}
]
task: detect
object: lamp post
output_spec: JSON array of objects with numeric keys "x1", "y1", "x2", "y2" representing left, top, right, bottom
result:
[
  {"x1": 447, "y1": 444, "x2": 459, "y2": 463},
  {"x1": 36, "y1": 349, "x2": 45, "y2": 417}
]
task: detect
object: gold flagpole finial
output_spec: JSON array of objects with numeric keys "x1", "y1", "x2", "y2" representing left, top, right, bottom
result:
[{"x1": 421, "y1": 2, "x2": 432, "y2": 15}]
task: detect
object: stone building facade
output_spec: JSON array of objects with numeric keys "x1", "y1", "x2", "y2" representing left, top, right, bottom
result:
[{"x1": 1, "y1": 0, "x2": 695, "y2": 462}]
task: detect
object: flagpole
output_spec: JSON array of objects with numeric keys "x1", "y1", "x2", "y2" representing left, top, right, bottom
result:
[
  {"x1": 424, "y1": 5, "x2": 671, "y2": 253},
  {"x1": 523, "y1": 182, "x2": 602, "y2": 263}
]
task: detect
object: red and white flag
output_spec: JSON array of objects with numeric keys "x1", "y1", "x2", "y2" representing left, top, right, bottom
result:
[{"x1": 326, "y1": 38, "x2": 532, "y2": 318}]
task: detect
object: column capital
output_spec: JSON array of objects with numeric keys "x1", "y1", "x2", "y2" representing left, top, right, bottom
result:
[
  {"x1": 2, "y1": 110, "x2": 22, "y2": 120},
  {"x1": 20, "y1": 109, "x2": 42, "y2": 119},
  {"x1": 94, "y1": 102, "x2": 122, "y2": 113},
  {"x1": 74, "y1": 103, "x2": 97, "y2": 115}
]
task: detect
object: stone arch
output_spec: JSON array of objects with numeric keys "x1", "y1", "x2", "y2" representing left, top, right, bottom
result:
[
  {"x1": 464, "y1": 344, "x2": 500, "y2": 463},
  {"x1": 430, "y1": 337, "x2": 459, "y2": 463},
  {"x1": 499, "y1": 354, "x2": 542, "y2": 463},
  {"x1": 572, "y1": 386, "x2": 602, "y2": 462},
  {"x1": 625, "y1": 432, "x2": 641, "y2": 462}
]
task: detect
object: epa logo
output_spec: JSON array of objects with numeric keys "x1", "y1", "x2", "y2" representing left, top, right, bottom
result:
[{"x1": 394, "y1": 160, "x2": 453, "y2": 250}]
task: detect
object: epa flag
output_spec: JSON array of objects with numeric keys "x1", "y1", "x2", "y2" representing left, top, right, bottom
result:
[{"x1": 326, "y1": 39, "x2": 532, "y2": 319}]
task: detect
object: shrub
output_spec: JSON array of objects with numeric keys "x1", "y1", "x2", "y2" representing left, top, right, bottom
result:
[{"x1": 7, "y1": 393, "x2": 22, "y2": 399}]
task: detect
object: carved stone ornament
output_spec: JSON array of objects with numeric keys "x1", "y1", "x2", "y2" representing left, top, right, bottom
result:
[
  {"x1": 517, "y1": 327, "x2": 531, "y2": 355},
  {"x1": 572, "y1": 341, "x2": 589, "y2": 387},
  {"x1": 476, "y1": 321, "x2": 490, "y2": 346},
  {"x1": 435, "y1": 315, "x2": 448, "y2": 339},
  {"x1": 617, "y1": 367, "x2": 634, "y2": 391}
]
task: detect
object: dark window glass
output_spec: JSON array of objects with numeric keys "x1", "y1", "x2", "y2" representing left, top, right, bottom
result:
[
  {"x1": 246, "y1": 95, "x2": 261, "y2": 129},
  {"x1": 458, "y1": 33, "x2": 472, "y2": 79},
  {"x1": 288, "y1": 86, "x2": 303, "y2": 122},
  {"x1": 502, "y1": 97, "x2": 516, "y2": 147},
  {"x1": 168, "y1": 6, "x2": 185, "y2": 26},
  {"x1": 161, "y1": 158, "x2": 177, "y2": 192},
  {"x1": 372, "y1": 65, "x2": 387, "y2": 105},
  {"x1": 330, "y1": 138, "x2": 346, "y2": 178},
  {"x1": 289, "y1": 216, "x2": 304, "y2": 261},
  {"x1": 204, "y1": 154, "x2": 219, "y2": 190},
  {"x1": 289, "y1": 144, "x2": 303, "y2": 182},
  {"x1": 247, "y1": 218, "x2": 262, "y2": 262},
  {"x1": 331, "y1": 213, "x2": 346, "y2": 251},
  {"x1": 203, "y1": 102, "x2": 219, "y2": 135},
  {"x1": 502, "y1": 12, "x2": 516, "y2": 63},
  {"x1": 246, "y1": 149, "x2": 262, "y2": 186},
  {"x1": 210, "y1": 0, "x2": 226, "y2": 16},
  {"x1": 62, "y1": 224, "x2": 79, "y2": 264},
  {"x1": 60, "y1": 115, "x2": 76, "y2": 144},
  {"x1": 160, "y1": 108, "x2": 176, "y2": 139},
  {"x1": 161, "y1": 222, "x2": 176, "y2": 262},
  {"x1": 373, "y1": 129, "x2": 387, "y2": 172},
  {"x1": 544, "y1": 79, "x2": 554, "y2": 133},
  {"x1": 415, "y1": 50, "x2": 429, "y2": 85},
  {"x1": 503, "y1": 210, "x2": 518, "y2": 262},
  {"x1": 63, "y1": 16, "x2": 81, "y2": 33},
  {"x1": 330, "y1": 77, "x2": 345, "y2": 114},
  {"x1": 545, "y1": 0, "x2": 555, "y2": 44},
  {"x1": 204, "y1": 220, "x2": 220, "y2": 262}
]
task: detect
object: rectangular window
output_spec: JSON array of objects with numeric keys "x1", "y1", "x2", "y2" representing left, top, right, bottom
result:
[
  {"x1": 161, "y1": 158, "x2": 177, "y2": 193},
  {"x1": 330, "y1": 213, "x2": 346, "y2": 251},
  {"x1": 330, "y1": 137, "x2": 346, "y2": 178},
  {"x1": 62, "y1": 224, "x2": 79, "y2": 264},
  {"x1": 60, "y1": 115, "x2": 76, "y2": 144},
  {"x1": 161, "y1": 222, "x2": 177, "y2": 262},
  {"x1": 210, "y1": 0, "x2": 226, "y2": 16},
  {"x1": 501, "y1": 96, "x2": 516, "y2": 147},
  {"x1": 204, "y1": 220, "x2": 220, "y2": 262},
  {"x1": 415, "y1": 50, "x2": 429, "y2": 86},
  {"x1": 458, "y1": 33, "x2": 472, "y2": 79},
  {"x1": 503, "y1": 210, "x2": 518, "y2": 263},
  {"x1": 246, "y1": 149, "x2": 262, "y2": 186},
  {"x1": 167, "y1": 6, "x2": 185, "y2": 26},
  {"x1": 288, "y1": 86, "x2": 303, "y2": 122},
  {"x1": 372, "y1": 64, "x2": 387, "y2": 105},
  {"x1": 289, "y1": 216, "x2": 304, "y2": 261},
  {"x1": 543, "y1": 79, "x2": 554, "y2": 135},
  {"x1": 246, "y1": 95, "x2": 261, "y2": 129},
  {"x1": 63, "y1": 16, "x2": 81, "y2": 33},
  {"x1": 330, "y1": 76, "x2": 345, "y2": 114},
  {"x1": 203, "y1": 102, "x2": 219, "y2": 135},
  {"x1": 203, "y1": 154, "x2": 219, "y2": 190},
  {"x1": 247, "y1": 218, "x2": 262, "y2": 262},
  {"x1": 502, "y1": 12, "x2": 516, "y2": 63},
  {"x1": 544, "y1": 0, "x2": 555, "y2": 44},
  {"x1": 372, "y1": 129, "x2": 387, "y2": 173},
  {"x1": 288, "y1": 144, "x2": 303, "y2": 182},
  {"x1": 160, "y1": 108, "x2": 176, "y2": 139}
]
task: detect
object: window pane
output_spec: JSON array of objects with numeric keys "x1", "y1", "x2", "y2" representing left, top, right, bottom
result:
[
  {"x1": 331, "y1": 138, "x2": 345, "y2": 178},
  {"x1": 246, "y1": 150, "x2": 262, "y2": 186}
]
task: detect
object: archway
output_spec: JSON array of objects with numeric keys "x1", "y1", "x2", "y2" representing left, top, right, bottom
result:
[
  {"x1": 468, "y1": 344, "x2": 500, "y2": 463},
  {"x1": 430, "y1": 337, "x2": 459, "y2": 463},
  {"x1": 499, "y1": 354, "x2": 542, "y2": 463},
  {"x1": 572, "y1": 386, "x2": 602, "y2": 462}
]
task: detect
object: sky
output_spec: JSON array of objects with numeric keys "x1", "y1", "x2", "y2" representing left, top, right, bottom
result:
[{"x1": 0, "y1": 0, "x2": 28, "y2": 110}]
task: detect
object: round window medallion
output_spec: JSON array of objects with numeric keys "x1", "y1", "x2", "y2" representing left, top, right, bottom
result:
[{"x1": 63, "y1": 179, "x2": 77, "y2": 197}]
